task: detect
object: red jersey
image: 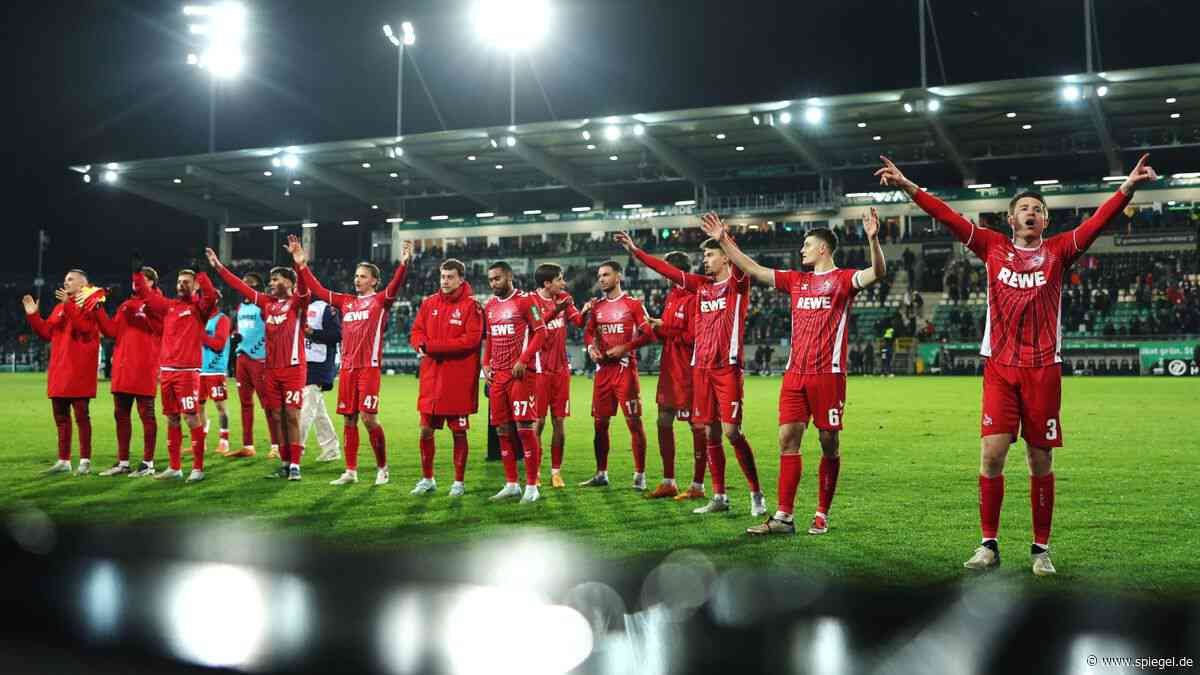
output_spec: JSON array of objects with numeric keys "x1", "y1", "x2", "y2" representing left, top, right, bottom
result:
[
  {"x1": 135, "y1": 271, "x2": 217, "y2": 371},
  {"x1": 634, "y1": 249, "x2": 749, "y2": 369},
  {"x1": 26, "y1": 299, "x2": 100, "y2": 399},
  {"x1": 654, "y1": 285, "x2": 697, "y2": 375},
  {"x1": 914, "y1": 189, "x2": 1131, "y2": 366},
  {"x1": 215, "y1": 265, "x2": 311, "y2": 370},
  {"x1": 584, "y1": 292, "x2": 653, "y2": 370},
  {"x1": 299, "y1": 264, "x2": 407, "y2": 370},
  {"x1": 774, "y1": 268, "x2": 861, "y2": 374},
  {"x1": 483, "y1": 291, "x2": 547, "y2": 373},
  {"x1": 95, "y1": 295, "x2": 163, "y2": 396},
  {"x1": 534, "y1": 291, "x2": 582, "y2": 374}
]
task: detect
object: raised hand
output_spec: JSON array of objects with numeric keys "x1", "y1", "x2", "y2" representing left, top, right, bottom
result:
[
  {"x1": 863, "y1": 207, "x2": 880, "y2": 241},
  {"x1": 613, "y1": 231, "x2": 638, "y2": 253},
  {"x1": 204, "y1": 247, "x2": 222, "y2": 269},
  {"x1": 21, "y1": 294, "x2": 38, "y2": 315},
  {"x1": 874, "y1": 156, "x2": 917, "y2": 193},
  {"x1": 1120, "y1": 153, "x2": 1158, "y2": 195},
  {"x1": 579, "y1": 298, "x2": 597, "y2": 315},
  {"x1": 131, "y1": 250, "x2": 144, "y2": 274},
  {"x1": 54, "y1": 288, "x2": 70, "y2": 303},
  {"x1": 699, "y1": 212, "x2": 726, "y2": 240},
  {"x1": 284, "y1": 234, "x2": 306, "y2": 267},
  {"x1": 400, "y1": 241, "x2": 414, "y2": 265}
]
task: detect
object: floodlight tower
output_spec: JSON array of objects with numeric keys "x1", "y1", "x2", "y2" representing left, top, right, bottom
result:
[
  {"x1": 470, "y1": 0, "x2": 550, "y2": 128},
  {"x1": 184, "y1": 2, "x2": 248, "y2": 153},
  {"x1": 382, "y1": 22, "x2": 416, "y2": 139}
]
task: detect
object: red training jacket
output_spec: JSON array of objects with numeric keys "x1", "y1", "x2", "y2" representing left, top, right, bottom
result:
[
  {"x1": 409, "y1": 281, "x2": 484, "y2": 417},
  {"x1": 95, "y1": 294, "x2": 164, "y2": 397},
  {"x1": 26, "y1": 298, "x2": 100, "y2": 399}
]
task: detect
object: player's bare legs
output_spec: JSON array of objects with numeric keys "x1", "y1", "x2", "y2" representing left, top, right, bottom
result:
[
  {"x1": 723, "y1": 422, "x2": 766, "y2": 517},
  {"x1": 581, "y1": 417, "x2": 613, "y2": 486},
  {"x1": 748, "y1": 422, "x2": 804, "y2": 535},
  {"x1": 965, "y1": 433, "x2": 1013, "y2": 570},
  {"x1": 490, "y1": 421, "x2": 524, "y2": 500},
  {"x1": 1025, "y1": 442, "x2": 1056, "y2": 575},
  {"x1": 647, "y1": 409, "x2": 680, "y2": 498}
]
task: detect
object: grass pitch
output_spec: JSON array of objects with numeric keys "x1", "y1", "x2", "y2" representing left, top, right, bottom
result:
[{"x1": 0, "y1": 373, "x2": 1195, "y2": 596}]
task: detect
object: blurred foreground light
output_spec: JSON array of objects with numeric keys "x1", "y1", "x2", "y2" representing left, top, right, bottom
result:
[
  {"x1": 377, "y1": 590, "x2": 425, "y2": 675},
  {"x1": 564, "y1": 581, "x2": 627, "y2": 644},
  {"x1": 471, "y1": 0, "x2": 550, "y2": 51},
  {"x1": 163, "y1": 563, "x2": 267, "y2": 668},
  {"x1": 598, "y1": 605, "x2": 674, "y2": 675},
  {"x1": 1066, "y1": 633, "x2": 1140, "y2": 675},
  {"x1": 793, "y1": 617, "x2": 850, "y2": 675},
  {"x1": 81, "y1": 560, "x2": 123, "y2": 643},
  {"x1": 639, "y1": 549, "x2": 716, "y2": 621}
]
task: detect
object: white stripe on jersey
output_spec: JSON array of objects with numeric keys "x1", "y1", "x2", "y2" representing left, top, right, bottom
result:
[
  {"x1": 371, "y1": 311, "x2": 385, "y2": 368},
  {"x1": 831, "y1": 303, "x2": 850, "y2": 374},
  {"x1": 291, "y1": 313, "x2": 302, "y2": 365},
  {"x1": 980, "y1": 282, "x2": 993, "y2": 358},
  {"x1": 728, "y1": 291, "x2": 742, "y2": 365}
]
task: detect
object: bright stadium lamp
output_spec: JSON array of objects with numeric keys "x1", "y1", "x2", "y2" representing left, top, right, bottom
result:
[
  {"x1": 184, "y1": 2, "x2": 248, "y2": 154},
  {"x1": 381, "y1": 21, "x2": 417, "y2": 138},
  {"x1": 472, "y1": 0, "x2": 550, "y2": 51},
  {"x1": 1061, "y1": 85, "x2": 1081, "y2": 102},
  {"x1": 803, "y1": 107, "x2": 823, "y2": 124}
]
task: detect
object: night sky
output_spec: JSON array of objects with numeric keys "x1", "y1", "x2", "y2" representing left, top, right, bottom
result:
[{"x1": 6, "y1": 0, "x2": 1199, "y2": 285}]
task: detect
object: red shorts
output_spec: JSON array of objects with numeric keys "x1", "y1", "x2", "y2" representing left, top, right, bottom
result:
[
  {"x1": 160, "y1": 370, "x2": 200, "y2": 416},
  {"x1": 536, "y1": 369, "x2": 571, "y2": 418},
  {"x1": 261, "y1": 366, "x2": 306, "y2": 410},
  {"x1": 656, "y1": 364, "x2": 693, "y2": 421},
  {"x1": 981, "y1": 360, "x2": 1063, "y2": 448},
  {"x1": 420, "y1": 413, "x2": 470, "y2": 432},
  {"x1": 591, "y1": 365, "x2": 641, "y2": 418},
  {"x1": 490, "y1": 370, "x2": 539, "y2": 425},
  {"x1": 692, "y1": 366, "x2": 743, "y2": 425},
  {"x1": 199, "y1": 374, "x2": 228, "y2": 402},
  {"x1": 337, "y1": 367, "x2": 381, "y2": 415},
  {"x1": 779, "y1": 372, "x2": 847, "y2": 429},
  {"x1": 235, "y1": 356, "x2": 268, "y2": 408}
]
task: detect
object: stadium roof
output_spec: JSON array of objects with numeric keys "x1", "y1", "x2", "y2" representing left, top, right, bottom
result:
[{"x1": 73, "y1": 62, "x2": 1200, "y2": 228}]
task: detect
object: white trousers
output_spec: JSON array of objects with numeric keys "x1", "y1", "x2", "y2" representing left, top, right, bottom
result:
[{"x1": 299, "y1": 383, "x2": 340, "y2": 452}]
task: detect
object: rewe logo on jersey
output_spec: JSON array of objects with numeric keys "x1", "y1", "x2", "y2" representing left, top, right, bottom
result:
[
  {"x1": 343, "y1": 310, "x2": 371, "y2": 322},
  {"x1": 700, "y1": 297, "x2": 728, "y2": 313},
  {"x1": 266, "y1": 314, "x2": 289, "y2": 325},
  {"x1": 546, "y1": 317, "x2": 564, "y2": 330},
  {"x1": 795, "y1": 296, "x2": 833, "y2": 310},
  {"x1": 996, "y1": 267, "x2": 1047, "y2": 289},
  {"x1": 491, "y1": 324, "x2": 515, "y2": 336},
  {"x1": 600, "y1": 324, "x2": 625, "y2": 335}
]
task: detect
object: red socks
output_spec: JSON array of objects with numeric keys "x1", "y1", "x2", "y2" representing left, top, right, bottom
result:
[
  {"x1": 818, "y1": 455, "x2": 841, "y2": 514},
  {"x1": 452, "y1": 432, "x2": 469, "y2": 482},
  {"x1": 593, "y1": 421, "x2": 610, "y2": 472},
  {"x1": 137, "y1": 396, "x2": 156, "y2": 461},
  {"x1": 731, "y1": 436, "x2": 759, "y2": 492},
  {"x1": 517, "y1": 427, "x2": 541, "y2": 485},
  {"x1": 628, "y1": 422, "x2": 647, "y2": 474},
  {"x1": 499, "y1": 432, "x2": 519, "y2": 483},
  {"x1": 1031, "y1": 473, "x2": 1055, "y2": 546},
  {"x1": 289, "y1": 443, "x2": 303, "y2": 466},
  {"x1": 190, "y1": 427, "x2": 206, "y2": 470},
  {"x1": 220, "y1": 429, "x2": 229, "y2": 441},
  {"x1": 167, "y1": 424, "x2": 183, "y2": 470},
  {"x1": 657, "y1": 425, "x2": 677, "y2": 480},
  {"x1": 343, "y1": 424, "x2": 359, "y2": 471},
  {"x1": 777, "y1": 453, "x2": 803, "y2": 515},
  {"x1": 368, "y1": 426, "x2": 387, "y2": 469},
  {"x1": 690, "y1": 427, "x2": 707, "y2": 484},
  {"x1": 419, "y1": 436, "x2": 436, "y2": 479},
  {"x1": 707, "y1": 441, "x2": 726, "y2": 494},
  {"x1": 979, "y1": 474, "x2": 1005, "y2": 540}
]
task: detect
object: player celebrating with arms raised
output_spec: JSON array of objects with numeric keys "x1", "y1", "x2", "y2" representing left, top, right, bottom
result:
[
  {"x1": 875, "y1": 153, "x2": 1157, "y2": 575},
  {"x1": 618, "y1": 227, "x2": 766, "y2": 517},
  {"x1": 702, "y1": 211, "x2": 885, "y2": 536}
]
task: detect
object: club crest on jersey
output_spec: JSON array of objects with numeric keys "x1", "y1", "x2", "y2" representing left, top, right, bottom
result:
[
  {"x1": 1031, "y1": 255, "x2": 1044, "y2": 266},
  {"x1": 796, "y1": 296, "x2": 833, "y2": 310},
  {"x1": 801, "y1": 283, "x2": 808, "y2": 290},
  {"x1": 344, "y1": 310, "x2": 370, "y2": 322},
  {"x1": 452, "y1": 308, "x2": 461, "y2": 319},
  {"x1": 700, "y1": 297, "x2": 727, "y2": 313},
  {"x1": 821, "y1": 280, "x2": 832, "y2": 291},
  {"x1": 996, "y1": 267, "x2": 1047, "y2": 289},
  {"x1": 491, "y1": 324, "x2": 515, "y2": 336}
]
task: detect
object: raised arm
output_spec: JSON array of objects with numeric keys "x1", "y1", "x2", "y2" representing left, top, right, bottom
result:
[
  {"x1": 699, "y1": 213, "x2": 776, "y2": 286},
  {"x1": 193, "y1": 271, "x2": 218, "y2": 317},
  {"x1": 201, "y1": 313, "x2": 231, "y2": 351},
  {"x1": 132, "y1": 270, "x2": 170, "y2": 316},
  {"x1": 615, "y1": 231, "x2": 706, "y2": 290},
  {"x1": 876, "y1": 156, "x2": 985, "y2": 250},
  {"x1": 206, "y1": 248, "x2": 263, "y2": 308},
  {"x1": 58, "y1": 292, "x2": 95, "y2": 334},
  {"x1": 383, "y1": 242, "x2": 412, "y2": 302},
  {"x1": 22, "y1": 295, "x2": 51, "y2": 341},
  {"x1": 93, "y1": 304, "x2": 118, "y2": 339},
  {"x1": 854, "y1": 207, "x2": 887, "y2": 288},
  {"x1": 1064, "y1": 154, "x2": 1152, "y2": 259}
]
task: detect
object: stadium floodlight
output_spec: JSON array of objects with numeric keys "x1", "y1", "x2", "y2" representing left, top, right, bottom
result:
[
  {"x1": 301, "y1": 222, "x2": 319, "y2": 228},
  {"x1": 633, "y1": 124, "x2": 645, "y2": 136},
  {"x1": 623, "y1": 203, "x2": 643, "y2": 209},
  {"x1": 968, "y1": 183, "x2": 992, "y2": 189},
  {"x1": 735, "y1": 146, "x2": 745, "y2": 152},
  {"x1": 1170, "y1": 113, "x2": 1182, "y2": 119},
  {"x1": 1102, "y1": 175, "x2": 1125, "y2": 181},
  {"x1": 1096, "y1": 85, "x2": 1109, "y2": 97},
  {"x1": 857, "y1": 122, "x2": 867, "y2": 128},
  {"x1": 82, "y1": 174, "x2": 92, "y2": 184},
  {"x1": 927, "y1": 99, "x2": 941, "y2": 112},
  {"x1": 1033, "y1": 179, "x2": 1059, "y2": 185},
  {"x1": 715, "y1": 133, "x2": 726, "y2": 140},
  {"x1": 505, "y1": 136, "x2": 517, "y2": 147},
  {"x1": 263, "y1": 170, "x2": 272, "y2": 176},
  {"x1": 430, "y1": 215, "x2": 449, "y2": 221},
  {"x1": 342, "y1": 220, "x2": 360, "y2": 226},
  {"x1": 872, "y1": 135, "x2": 882, "y2": 141},
  {"x1": 476, "y1": 212, "x2": 496, "y2": 218},
  {"x1": 472, "y1": 0, "x2": 550, "y2": 50},
  {"x1": 281, "y1": 154, "x2": 299, "y2": 169},
  {"x1": 571, "y1": 206, "x2": 591, "y2": 212},
  {"x1": 261, "y1": 225, "x2": 279, "y2": 231},
  {"x1": 903, "y1": 102, "x2": 914, "y2": 113},
  {"x1": 466, "y1": 155, "x2": 477, "y2": 161},
  {"x1": 361, "y1": 162, "x2": 372, "y2": 168},
  {"x1": 804, "y1": 107, "x2": 823, "y2": 124},
  {"x1": 184, "y1": 2, "x2": 247, "y2": 80},
  {"x1": 523, "y1": 209, "x2": 542, "y2": 215},
  {"x1": 1005, "y1": 112, "x2": 1017, "y2": 118},
  {"x1": 1061, "y1": 85, "x2": 1081, "y2": 102},
  {"x1": 604, "y1": 126, "x2": 621, "y2": 141},
  {"x1": 779, "y1": 111, "x2": 792, "y2": 124},
  {"x1": 223, "y1": 226, "x2": 241, "y2": 232},
  {"x1": 495, "y1": 164, "x2": 504, "y2": 170},
  {"x1": 173, "y1": 178, "x2": 183, "y2": 184},
  {"x1": 608, "y1": 155, "x2": 619, "y2": 161},
  {"x1": 1022, "y1": 124, "x2": 1033, "y2": 130},
  {"x1": 674, "y1": 199, "x2": 696, "y2": 206},
  {"x1": 581, "y1": 130, "x2": 591, "y2": 141},
  {"x1": 102, "y1": 170, "x2": 118, "y2": 183},
  {"x1": 1165, "y1": 97, "x2": 1177, "y2": 104}
]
